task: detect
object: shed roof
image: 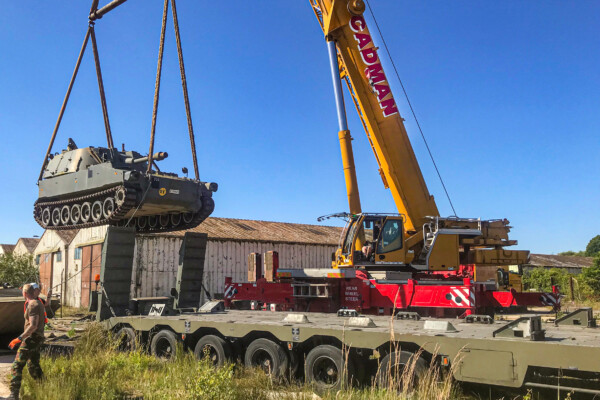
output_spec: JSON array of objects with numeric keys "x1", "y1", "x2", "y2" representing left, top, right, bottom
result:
[
  {"x1": 16, "y1": 238, "x2": 41, "y2": 253},
  {"x1": 0, "y1": 244, "x2": 15, "y2": 253},
  {"x1": 151, "y1": 217, "x2": 344, "y2": 246},
  {"x1": 55, "y1": 229, "x2": 79, "y2": 245},
  {"x1": 529, "y1": 253, "x2": 594, "y2": 269}
]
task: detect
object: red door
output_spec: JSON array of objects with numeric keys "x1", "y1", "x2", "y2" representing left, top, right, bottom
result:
[
  {"x1": 80, "y1": 244, "x2": 102, "y2": 308},
  {"x1": 39, "y1": 253, "x2": 53, "y2": 296}
]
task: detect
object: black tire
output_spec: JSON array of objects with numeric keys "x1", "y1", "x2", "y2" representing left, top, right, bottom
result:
[
  {"x1": 150, "y1": 329, "x2": 178, "y2": 360},
  {"x1": 305, "y1": 345, "x2": 355, "y2": 393},
  {"x1": 376, "y1": 350, "x2": 427, "y2": 390},
  {"x1": 194, "y1": 335, "x2": 231, "y2": 367},
  {"x1": 244, "y1": 338, "x2": 289, "y2": 378},
  {"x1": 115, "y1": 327, "x2": 137, "y2": 352}
]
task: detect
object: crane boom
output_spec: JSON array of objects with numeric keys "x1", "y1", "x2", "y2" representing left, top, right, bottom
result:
[{"x1": 311, "y1": 0, "x2": 438, "y2": 232}]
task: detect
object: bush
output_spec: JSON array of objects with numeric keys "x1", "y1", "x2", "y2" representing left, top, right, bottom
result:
[
  {"x1": 579, "y1": 255, "x2": 600, "y2": 298},
  {"x1": 0, "y1": 253, "x2": 38, "y2": 287},
  {"x1": 522, "y1": 267, "x2": 573, "y2": 293}
]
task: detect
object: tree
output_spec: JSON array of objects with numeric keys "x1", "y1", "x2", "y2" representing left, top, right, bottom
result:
[
  {"x1": 586, "y1": 235, "x2": 600, "y2": 257},
  {"x1": 558, "y1": 250, "x2": 586, "y2": 257},
  {"x1": 580, "y1": 255, "x2": 600, "y2": 296},
  {"x1": 0, "y1": 253, "x2": 39, "y2": 287}
]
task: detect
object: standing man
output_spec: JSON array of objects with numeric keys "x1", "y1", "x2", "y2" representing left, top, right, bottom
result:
[{"x1": 8, "y1": 283, "x2": 45, "y2": 400}]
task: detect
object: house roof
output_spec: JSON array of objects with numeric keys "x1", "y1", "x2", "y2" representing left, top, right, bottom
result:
[
  {"x1": 150, "y1": 217, "x2": 344, "y2": 246},
  {"x1": 528, "y1": 253, "x2": 594, "y2": 269},
  {"x1": 55, "y1": 229, "x2": 79, "y2": 245},
  {"x1": 0, "y1": 244, "x2": 15, "y2": 253},
  {"x1": 16, "y1": 238, "x2": 41, "y2": 253}
]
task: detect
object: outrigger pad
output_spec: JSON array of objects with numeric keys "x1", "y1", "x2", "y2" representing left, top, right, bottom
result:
[
  {"x1": 174, "y1": 232, "x2": 208, "y2": 309},
  {"x1": 97, "y1": 226, "x2": 136, "y2": 321},
  {"x1": 554, "y1": 308, "x2": 597, "y2": 328},
  {"x1": 493, "y1": 316, "x2": 545, "y2": 341}
]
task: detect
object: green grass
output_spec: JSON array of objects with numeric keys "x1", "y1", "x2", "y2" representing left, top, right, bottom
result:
[{"x1": 17, "y1": 324, "x2": 472, "y2": 400}]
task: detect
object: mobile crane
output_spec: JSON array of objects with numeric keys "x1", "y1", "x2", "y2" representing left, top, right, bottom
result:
[{"x1": 224, "y1": 0, "x2": 560, "y2": 316}]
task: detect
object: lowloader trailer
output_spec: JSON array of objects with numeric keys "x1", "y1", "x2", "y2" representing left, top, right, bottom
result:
[{"x1": 92, "y1": 228, "x2": 600, "y2": 396}]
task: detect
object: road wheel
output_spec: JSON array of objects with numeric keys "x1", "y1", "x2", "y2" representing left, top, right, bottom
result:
[
  {"x1": 148, "y1": 215, "x2": 159, "y2": 228},
  {"x1": 91, "y1": 200, "x2": 103, "y2": 222},
  {"x1": 159, "y1": 214, "x2": 170, "y2": 228},
  {"x1": 376, "y1": 350, "x2": 427, "y2": 390},
  {"x1": 244, "y1": 338, "x2": 289, "y2": 379},
  {"x1": 170, "y1": 213, "x2": 182, "y2": 227},
  {"x1": 81, "y1": 202, "x2": 92, "y2": 222},
  {"x1": 194, "y1": 335, "x2": 231, "y2": 367},
  {"x1": 182, "y1": 212, "x2": 194, "y2": 224},
  {"x1": 70, "y1": 204, "x2": 81, "y2": 224},
  {"x1": 60, "y1": 205, "x2": 71, "y2": 225},
  {"x1": 103, "y1": 197, "x2": 115, "y2": 219},
  {"x1": 305, "y1": 345, "x2": 355, "y2": 393},
  {"x1": 41, "y1": 207, "x2": 51, "y2": 226},
  {"x1": 51, "y1": 208, "x2": 61, "y2": 226},
  {"x1": 150, "y1": 329, "x2": 178, "y2": 360},
  {"x1": 115, "y1": 327, "x2": 137, "y2": 352},
  {"x1": 136, "y1": 216, "x2": 147, "y2": 229}
]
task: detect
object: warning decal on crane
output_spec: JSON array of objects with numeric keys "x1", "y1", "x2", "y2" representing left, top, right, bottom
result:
[{"x1": 349, "y1": 15, "x2": 398, "y2": 118}]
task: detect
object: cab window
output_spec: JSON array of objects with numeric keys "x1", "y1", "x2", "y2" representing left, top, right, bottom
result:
[{"x1": 377, "y1": 220, "x2": 402, "y2": 254}]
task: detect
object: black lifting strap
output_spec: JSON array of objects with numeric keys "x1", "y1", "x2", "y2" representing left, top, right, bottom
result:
[{"x1": 147, "y1": 0, "x2": 200, "y2": 181}]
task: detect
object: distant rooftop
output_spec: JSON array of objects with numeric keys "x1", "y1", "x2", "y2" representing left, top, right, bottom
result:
[
  {"x1": 16, "y1": 237, "x2": 40, "y2": 253},
  {"x1": 148, "y1": 217, "x2": 344, "y2": 246},
  {"x1": 0, "y1": 244, "x2": 15, "y2": 253},
  {"x1": 528, "y1": 253, "x2": 594, "y2": 269}
]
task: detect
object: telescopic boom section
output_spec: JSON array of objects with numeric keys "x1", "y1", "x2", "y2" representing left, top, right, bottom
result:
[{"x1": 313, "y1": 0, "x2": 439, "y2": 232}]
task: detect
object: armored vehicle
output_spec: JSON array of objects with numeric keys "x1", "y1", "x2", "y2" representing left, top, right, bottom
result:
[{"x1": 34, "y1": 140, "x2": 217, "y2": 233}]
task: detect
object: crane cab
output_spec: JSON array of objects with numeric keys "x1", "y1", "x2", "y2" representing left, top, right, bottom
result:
[{"x1": 334, "y1": 213, "x2": 413, "y2": 269}]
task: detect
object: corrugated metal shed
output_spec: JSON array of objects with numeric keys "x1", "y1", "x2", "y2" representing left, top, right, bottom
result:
[
  {"x1": 39, "y1": 218, "x2": 343, "y2": 307},
  {"x1": 132, "y1": 236, "x2": 337, "y2": 302}
]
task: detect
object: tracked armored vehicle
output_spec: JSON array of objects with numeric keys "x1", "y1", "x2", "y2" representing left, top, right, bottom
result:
[{"x1": 34, "y1": 141, "x2": 217, "y2": 233}]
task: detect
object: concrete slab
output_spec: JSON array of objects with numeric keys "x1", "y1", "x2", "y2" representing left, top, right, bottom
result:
[{"x1": 0, "y1": 353, "x2": 14, "y2": 399}]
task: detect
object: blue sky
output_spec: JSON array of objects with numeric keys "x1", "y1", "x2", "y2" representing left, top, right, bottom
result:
[{"x1": 0, "y1": 2, "x2": 598, "y2": 254}]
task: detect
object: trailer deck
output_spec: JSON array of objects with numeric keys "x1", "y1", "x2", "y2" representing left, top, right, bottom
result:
[{"x1": 105, "y1": 308, "x2": 600, "y2": 391}]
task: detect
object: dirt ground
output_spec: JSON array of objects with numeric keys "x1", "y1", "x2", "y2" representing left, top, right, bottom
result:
[{"x1": 0, "y1": 352, "x2": 14, "y2": 399}]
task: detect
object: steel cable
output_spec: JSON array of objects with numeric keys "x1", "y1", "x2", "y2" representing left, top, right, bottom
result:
[{"x1": 365, "y1": 0, "x2": 458, "y2": 217}]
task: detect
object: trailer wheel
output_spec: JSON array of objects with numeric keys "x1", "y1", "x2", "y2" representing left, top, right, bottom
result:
[
  {"x1": 244, "y1": 338, "x2": 289, "y2": 378},
  {"x1": 376, "y1": 350, "x2": 427, "y2": 390},
  {"x1": 115, "y1": 327, "x2": 137, "y2": 352},
  {"x1": 305, "y1": 345, "x2": 355, "y2": 393},
  {"x1": 194, "y1": 335, "x2": 230, "y2": 367},
  {"x1": 150, "y1": 330, "x2": 178, "y2": 360}
]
